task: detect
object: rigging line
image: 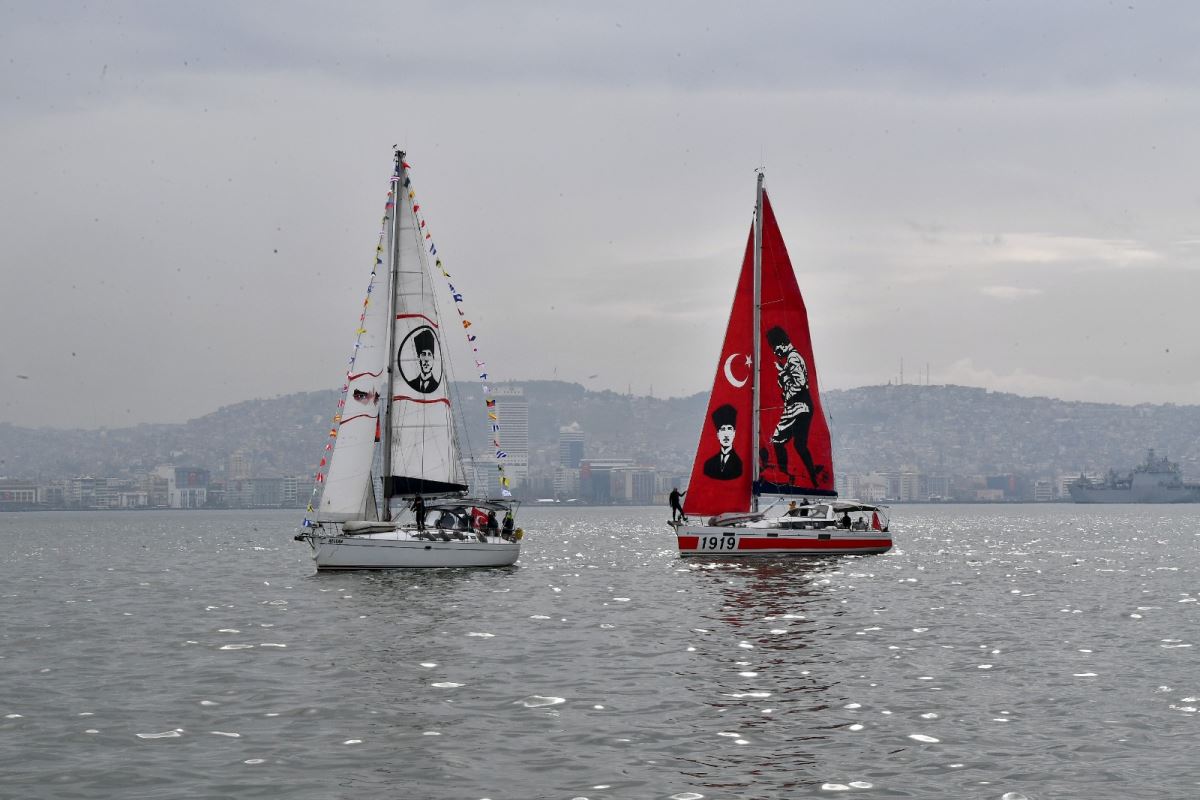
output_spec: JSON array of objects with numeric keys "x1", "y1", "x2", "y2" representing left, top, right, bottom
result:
[{"x1": 403, "y1": 156, "x2": 510, "y2": 499}]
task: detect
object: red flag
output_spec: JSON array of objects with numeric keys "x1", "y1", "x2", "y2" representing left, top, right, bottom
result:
[
  {"x1": 471, "y1": 507, "x2": 489, "y2": 529},
  {"x1": 871, "y1": 511, "x2": 881, "y2": 531}
]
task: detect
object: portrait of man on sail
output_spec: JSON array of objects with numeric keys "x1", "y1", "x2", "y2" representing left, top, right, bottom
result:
[
  {"x1": 702, "y1": 404, "x2": 743, "y2": 480},
  {"x1": 399, "y1": 326, "x2": 441, "y2": 394},
  {"x1": 761, "y1": 325, "x2": 826, "y2": 489}
]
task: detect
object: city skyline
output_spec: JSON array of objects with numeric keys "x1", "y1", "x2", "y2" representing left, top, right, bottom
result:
[
  {"x1": 3, "y1": 3, "x2": 1200, "y2": 430},
  {"x1": 4, "y1": 381, "x2": 1198, "y2": 506}
]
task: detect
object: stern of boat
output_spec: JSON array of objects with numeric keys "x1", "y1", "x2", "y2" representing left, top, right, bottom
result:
[{"x1": 672, "y1": 514, "x2": 891, "y2": 557}]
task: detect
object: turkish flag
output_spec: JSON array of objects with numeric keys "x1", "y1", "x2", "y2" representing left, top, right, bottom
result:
[{"x1": 471, "y1": 508, "x2": 489, "y2": 529}]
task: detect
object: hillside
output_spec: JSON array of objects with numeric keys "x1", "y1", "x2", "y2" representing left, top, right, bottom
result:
[{"x1": 2, "y1": 383, "x2": 1198, "y2": 482}]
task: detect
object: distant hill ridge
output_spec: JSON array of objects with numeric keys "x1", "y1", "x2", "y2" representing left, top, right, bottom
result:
[{"x1": 1, "y1": 382, "x2": 1198, "y2": 481}]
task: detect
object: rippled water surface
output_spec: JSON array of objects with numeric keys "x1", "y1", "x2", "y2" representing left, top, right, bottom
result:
[{"x1": 2, "y1": 505, "x2": 1198, "y2": 799}]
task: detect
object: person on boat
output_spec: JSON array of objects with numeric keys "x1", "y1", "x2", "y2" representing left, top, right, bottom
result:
[
  {"x1": 762, "y1": 326, "x2": 825, "y2": 489},
  {"x1": 669, "y1": 487, "x2": 687, "y2": 522},
  {"x1": 405, "y1": 327, "x2": 440, "y2": 394},
  {"x1": 410, "y1": 493, "x2": 426, "y2": 532},
  {"x1": 853, "y1": 515, "x2": 867, "y2": 530},
  {"x1": 502, "y1": 509, "x2": 515, "y2": 539},
  {"x1": 484, "y1": 510, "x2": 500, "y2": 536},
  {"x1": 702, "y1": 404, "x2": 743, "y2": 480},
  {"x1": 838, "y1": 511, "x2": 852, "y2": 529}
]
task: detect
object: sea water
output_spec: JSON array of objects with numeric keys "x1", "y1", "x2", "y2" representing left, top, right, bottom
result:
[{"x1": 1, "y1": 505, "x2": 1197, "y2": 799}]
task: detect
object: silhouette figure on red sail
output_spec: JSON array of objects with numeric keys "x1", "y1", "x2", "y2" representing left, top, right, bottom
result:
[
  {"x1": 702, "y1": 404, "x2": 743, "y2": 480},
  {"x1": 402, "y1": 327, "x2": 441, "y2": 394},
  {"x1": 761, "y1": 326, "x2": 825, "y2": 487}
]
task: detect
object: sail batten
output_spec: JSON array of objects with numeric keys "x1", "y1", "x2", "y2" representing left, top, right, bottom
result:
[{"x1": 683, "y1": 184, "x2": 835, "y2": 518}]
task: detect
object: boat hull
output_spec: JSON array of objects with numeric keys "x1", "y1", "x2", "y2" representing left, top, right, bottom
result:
[
  {"x1": 1068, "y1": 486, "x2": 1200, "y2": 503},
  {"x1": 674, "y1": 524, "x2": 891, "y2": 557},
  {"x1": 309, "y1": 532, "x2": 519, "y2": 570}
]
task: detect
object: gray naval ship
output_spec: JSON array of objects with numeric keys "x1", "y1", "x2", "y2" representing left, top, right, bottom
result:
[{"x1": 1069, "y1": 449, "x2": 1200, "y2": 503}]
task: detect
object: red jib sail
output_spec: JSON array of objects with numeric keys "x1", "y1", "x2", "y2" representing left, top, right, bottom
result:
[
  {"x1": 683, "y1": 188, "x2": 835, "y2": 518},
  {"x1": 682, "y1": 219, "x2": 756, "y2": 517}
]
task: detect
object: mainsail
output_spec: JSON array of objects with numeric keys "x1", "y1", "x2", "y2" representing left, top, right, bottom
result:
[
  {"x1": 753, "y1": 191, "x2": 834, "y2": 499},
  {"x1": 384, "y1": 161, "x2": 468, "y2": 497},
  {"x1": 683, "y1": 187, "x2": 835, "y2": 518}
]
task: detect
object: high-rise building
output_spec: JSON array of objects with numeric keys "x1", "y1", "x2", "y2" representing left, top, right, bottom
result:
[
  {"x1": 228, "y1": 449, "x2": 252, "y2": 480},
  {"x1": 558, "y1": 425, "x2": 584, "y2": 468},
  {"x1": 492, "y1": 387, "x2": 529, "y2": 487}
]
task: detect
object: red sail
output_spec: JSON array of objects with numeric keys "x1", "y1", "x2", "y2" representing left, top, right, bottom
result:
[
  {"x1": 682, "y1": 223, "x2": 756, "y2": 517},
  {"x1": 683, "y1": 187, "x2": 835, "y2": 518},
  {"x1": 755, "y1": 190, "x2": 835, "y2": 497}
]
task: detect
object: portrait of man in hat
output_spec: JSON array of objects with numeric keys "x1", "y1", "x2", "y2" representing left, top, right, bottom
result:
[
  {"x1": 403, "y1": 327, "x2": 440, "y2": 394},
  {"x1": 702, "y1": 403, "x2": 742, "y2": 480}
]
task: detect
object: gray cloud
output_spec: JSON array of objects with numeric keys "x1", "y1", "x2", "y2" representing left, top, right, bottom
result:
[{"x1": 2, "y1": 2, "x2": 1199, "y2": 429}]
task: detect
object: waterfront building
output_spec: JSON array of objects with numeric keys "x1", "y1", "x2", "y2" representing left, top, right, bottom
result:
[
  {"x1": 492, "y1": 387, "x2": 529, "y2": 488},
  {"x1": 558, "y1": 425, "x2": 584, "y2": 468}
]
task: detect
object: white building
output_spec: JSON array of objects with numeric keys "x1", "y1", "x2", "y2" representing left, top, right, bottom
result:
[
  {"x1": 492, "y1": 387, "x2": 529, "y2": 487},
  {"x1": 154, "y1": 465, "x2": 209, "y2": 509}
]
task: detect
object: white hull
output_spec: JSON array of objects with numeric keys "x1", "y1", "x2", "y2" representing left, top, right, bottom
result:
[
  {"x1": 307, "y1": 530, "x2": 520, "y2": 570},
  {"x1": 672, "y1": 521, "x2": 891, "y2": 557}
]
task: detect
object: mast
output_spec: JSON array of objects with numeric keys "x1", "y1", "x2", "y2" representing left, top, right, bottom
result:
[
  {"x1": 751, "y1": 171, "x2": 763, "y2": 513},
  {"x1": 381, "y1": 149, "x2": 404, "y2": 520}
]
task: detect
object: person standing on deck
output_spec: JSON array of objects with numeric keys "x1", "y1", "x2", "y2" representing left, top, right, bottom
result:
[
  {"x1": 669, "y1": 487, "x2": 687, "y2": 522},
  {"x1": 410, "y1": 493, "x2": 426, "y2": 532}
]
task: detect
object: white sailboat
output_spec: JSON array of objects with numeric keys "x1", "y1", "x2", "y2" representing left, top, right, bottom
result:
[
  {"x1": 295, "y1": 151, "x2": 522, "y2": 570},
  {"x1": 670, "y1": 172, "x2": 892, "y2": 556}
]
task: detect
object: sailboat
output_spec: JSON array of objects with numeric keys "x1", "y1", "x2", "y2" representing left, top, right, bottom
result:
[
  {"x1": 295, "y1": 151, "x2": 522, "y2": 570},
  {"x1": 671, "y1": 172, "x2": 891, "y2": 556}
]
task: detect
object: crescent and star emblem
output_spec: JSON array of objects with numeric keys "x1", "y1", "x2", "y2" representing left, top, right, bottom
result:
[{"x1": 723, "y1": 353, "x2": 752, "y2": 388}]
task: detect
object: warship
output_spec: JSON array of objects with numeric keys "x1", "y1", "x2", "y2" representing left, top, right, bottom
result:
[{"x1": 1069, "y1": 450, "x2": 1200, "y2": 503}]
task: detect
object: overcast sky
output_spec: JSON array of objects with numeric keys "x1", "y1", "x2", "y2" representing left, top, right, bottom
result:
[{"x1": 2, "y1": 1, "x2": 1199, "y2": 429}]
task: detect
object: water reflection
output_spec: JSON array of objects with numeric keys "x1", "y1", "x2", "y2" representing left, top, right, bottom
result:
[
  {"x1": 673, "y1": 557, "x2": 869, "y2": 795},
  {"x1": 691, "y1": 558, "x2": 841, "y2": 632}
]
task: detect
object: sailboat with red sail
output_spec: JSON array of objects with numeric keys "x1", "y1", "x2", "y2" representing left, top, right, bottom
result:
[{"x1": 671, "y1": 172, "x2": 892, "y2": 557}]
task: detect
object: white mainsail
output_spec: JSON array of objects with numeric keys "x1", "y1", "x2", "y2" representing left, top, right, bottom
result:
[{"x1": 385, "y1": 165, "x2": 467, "y2": 497}]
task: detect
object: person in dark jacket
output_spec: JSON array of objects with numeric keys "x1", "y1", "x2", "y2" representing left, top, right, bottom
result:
[
  {"x1": 410, "y1": 493, "x2": 426, "y2": 531},
  {"x1": 669, "y1": 487, "x2": 687, "y2": 522}
]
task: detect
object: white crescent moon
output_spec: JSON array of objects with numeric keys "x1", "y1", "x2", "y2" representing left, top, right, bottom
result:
[{"x1": 723, "y1": 353, "x2": 748, "y2": 388}]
